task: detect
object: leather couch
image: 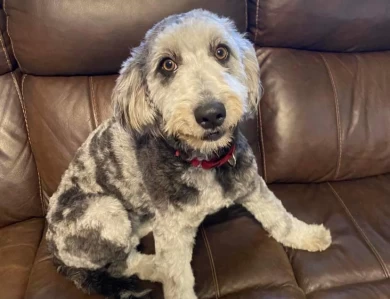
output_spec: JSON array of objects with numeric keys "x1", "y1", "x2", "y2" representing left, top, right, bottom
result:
[{"x1": 1, "y1": 0, "x2": 390, "y2": 298}]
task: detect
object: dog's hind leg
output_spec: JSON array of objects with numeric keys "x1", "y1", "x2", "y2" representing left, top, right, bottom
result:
[
  {"x1": 241, "y1": 176, "x2": 332, "y2": 252},
  {"x1": 47, "y1": 194, "x2": 146, "y2": 297}
]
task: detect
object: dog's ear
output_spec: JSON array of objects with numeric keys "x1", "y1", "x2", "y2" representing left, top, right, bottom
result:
[
  {"x1": 240, "y1": 38, "x2": 263, "y2": 118},
  {"x1": 112, "y1": 52, "x2": 156, "y2": 132}
]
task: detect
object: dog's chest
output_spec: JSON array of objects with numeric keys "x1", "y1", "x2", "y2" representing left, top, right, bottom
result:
[
  {"x1": 160, "y1": 164, "x2": 256, "y2": 230},
  {"x1": 180, "y1": 167, "x2": 243, "y2": 215}
]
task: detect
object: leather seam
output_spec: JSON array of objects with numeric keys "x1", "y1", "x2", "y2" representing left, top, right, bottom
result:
[
  {"x1": 20, "y1": 74, "x2": 45, "y2": 214},
  {"x1": 22, "y1": 220, "x2": 45, "y2": 299},
  {"x1": 257, "y1": 104, "x2": 267, "y2": 181},
  {"x1": 201, "y1": 226, "x2": 220, "y2": 298},
  {"x1": 0, "y1": 28, "x2": 12, "y2": 71},
  {"x1": 254, "y1": 0, "x2": 260, "y2": 44},
  {"x1": 220, "y1": 282, "x2": 305, "y2": 298},
  {"x1": 244, "y1": 0, "x2": 248, "y2": 31},
  {"x1": 3, "y1": 0, "x2": 23, "y2": 71},
  {"x1": 307, "y1": 277, "x2": 390, "y2": 296},
  {"x1": 328, "y1": 183, "x2": 390, "y2": 278},
  {"x1": 320, "y1": 54, "x2": 342, "y2": 179},
  {"x1": 286, "y1": 256, "x2": 306, "y2": 296},
  {"x1": 89, "y1": 76, "x2": 99, "y2": 127}
]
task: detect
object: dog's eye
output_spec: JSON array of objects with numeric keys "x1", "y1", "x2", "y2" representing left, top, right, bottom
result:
[
  {"x1": 161, "y1": 58, "x2": 177, "y2": 72},
  {"x1": 215, "y1": 46, "x2": 229, "y2": 61}
]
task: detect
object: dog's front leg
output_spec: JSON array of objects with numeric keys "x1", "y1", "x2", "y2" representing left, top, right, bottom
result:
[
  {"x1": 241, "y1": 176, "x2": 331, "y2": 252},
  {"x1": 122, "y1": 250, "x2": 160, "y2": 282},
  {"x1": 154, "y1": 225, "x2": 198, "y2": 299}
]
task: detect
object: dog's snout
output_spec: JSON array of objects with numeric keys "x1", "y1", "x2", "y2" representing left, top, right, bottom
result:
[{"x1": 194, "y1": 101, "x2": 226, "y2": 129}]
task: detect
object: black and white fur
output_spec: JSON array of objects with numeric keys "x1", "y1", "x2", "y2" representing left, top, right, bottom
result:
[{"x1": 46, "y1": 9, "x2": 331, "y2": 299}]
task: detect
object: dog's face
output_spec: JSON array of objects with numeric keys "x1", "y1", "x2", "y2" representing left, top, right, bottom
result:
[{"x1": 113, "y1": 10, "x2": 261, "y2": 153}]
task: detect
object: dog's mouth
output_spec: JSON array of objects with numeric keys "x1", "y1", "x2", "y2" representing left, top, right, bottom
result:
[{"x1": 202, "y1": 129, "x2": 225, "y2": 141}]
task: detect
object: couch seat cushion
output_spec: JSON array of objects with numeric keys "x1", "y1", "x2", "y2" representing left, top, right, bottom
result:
[
  {"x1": 194, "y1": 215, "x2": 304, "y2": 298},
  {"x1": 24, "y1": 214, "x2": 302, "y2": 299},
  {"x1": 271, "y1": 174, "x2": 390, "y2": 298},
  {"x1": 0, "y1": 218, "x2": 44, "y2": 299}
]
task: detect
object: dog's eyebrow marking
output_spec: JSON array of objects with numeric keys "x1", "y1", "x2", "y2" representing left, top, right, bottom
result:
[{"x1": 156, "y1": 49, "x2": 181, "y2": 66}]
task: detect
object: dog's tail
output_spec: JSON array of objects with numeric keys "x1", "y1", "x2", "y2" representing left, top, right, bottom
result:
[{"x1": 55, "y1": 258, "x2": 151, "y2": 299}]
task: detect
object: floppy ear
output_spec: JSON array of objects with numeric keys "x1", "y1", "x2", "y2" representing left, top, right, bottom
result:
[
  {"x1": 240, "y1": 38, "x2": 263, "y2": 118},
  {"x1": 112, "y1": 52, "x2": 156, "y2": 132}
]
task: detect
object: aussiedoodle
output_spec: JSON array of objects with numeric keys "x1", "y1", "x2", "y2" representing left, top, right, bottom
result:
[{"x1": 46, "y1": 9, "x2": 332, "y2": 299}]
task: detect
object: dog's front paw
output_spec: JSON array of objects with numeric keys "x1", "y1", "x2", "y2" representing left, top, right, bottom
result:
[{"x1": 298, "y1": 224, "x2": 332, "y2": 252}]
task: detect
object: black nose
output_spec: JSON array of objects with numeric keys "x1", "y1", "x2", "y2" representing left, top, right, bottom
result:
[{"x1": 194, "y1": 101, "x2": 226, "y2": 129}]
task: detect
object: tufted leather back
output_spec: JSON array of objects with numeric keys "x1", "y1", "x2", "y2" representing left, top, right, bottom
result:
[
  {"x1": 5, "y1": 0, "x2": 247, "y2": 75},
  {"x1": 247, "y1": 0, "x2": 390, "y2": 182},
  {"x1": 248, "y1": 0, "x2": 390, "y2": 52},
  {"x1": 2, "y1": 0, "x2": 390, "y2": 224}
]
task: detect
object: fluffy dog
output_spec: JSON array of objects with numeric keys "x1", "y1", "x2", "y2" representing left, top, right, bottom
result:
[{"x1": 46, "y1": 9, "x2": 331, "y2": 299}]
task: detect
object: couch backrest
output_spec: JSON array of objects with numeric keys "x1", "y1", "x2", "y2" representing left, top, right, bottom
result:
[
  {"x1": 248, "y1": 0, "x2": 390, "y2": 52},
  {"x1": 248, "y1": 0, "x2": 390, "y2": 183},
  {"x1": 2, "y1": 0, "x2": 390, "y2": 225},
  {"x1": 6, "y1": 0, "x2": 247, "y2": 76}
]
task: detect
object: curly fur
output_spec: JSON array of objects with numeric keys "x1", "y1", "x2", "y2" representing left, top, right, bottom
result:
[{"x1": 46, "y1": 9, "x2": 331, "y2": 299}]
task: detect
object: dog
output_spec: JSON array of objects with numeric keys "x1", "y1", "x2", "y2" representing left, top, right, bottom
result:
[{"x1": 46, "y1": 9, "x2": 331, "y2": 299}]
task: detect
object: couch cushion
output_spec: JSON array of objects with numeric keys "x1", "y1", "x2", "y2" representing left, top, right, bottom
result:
[
  {"x1": 257, "y1": 47, "x2": 390, "y2": 183},
  {"x1": 270, "y1": 174, "x2": 390, "y2": 297},
  {"x1": 193, "y1": 216, "x2": 303, "y2": 298},
  {"x1": 0, "y1": 218, "x2": 44, "y2": 299},
  {"x1": 4, "y1": 0, "x2": 247, "y2": 75},
  {"x1": 307, "y1": 279, "x2": 390, "y2": 299},
  {"x1": 221, "y1": 286, "x2": 305, "y2": 299},
  {"x1": 248, "y1": 0, "x2": 390, "y2": 52},
  {"x1": 0, "y1": 72, "x2": 43, "y2": 227},
  {"x1": 22, "y1": 75, "x2": 115, "y2": 201}
]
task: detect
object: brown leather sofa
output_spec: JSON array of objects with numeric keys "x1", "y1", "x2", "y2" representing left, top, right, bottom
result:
[{"x1": 1, "y1": 0, "x2": 390, "y2": 298}]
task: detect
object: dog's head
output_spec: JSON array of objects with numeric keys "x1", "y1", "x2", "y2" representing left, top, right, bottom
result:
[{"x1": 113, "y1": 9, "x2": 262, "y2": 154}]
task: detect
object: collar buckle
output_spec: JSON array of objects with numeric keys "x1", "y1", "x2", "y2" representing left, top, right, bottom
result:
[{"x1": 228, "y1": 154, "x2": 236, "y2": 167}]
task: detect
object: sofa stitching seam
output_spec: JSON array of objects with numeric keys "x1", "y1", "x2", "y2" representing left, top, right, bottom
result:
[
  {"x1": 257, "y1": 104, "x2": 267, "y2": 181},
  {"x1": 328, "y1": 182, "x2": 390, "y2": 278},
  {"x1": 0, "y1": 29, "x2": 12, "y2": 71},
  {"x1": 201, "y1": 226, "x2": 220, "y2": 298},
  {"x1": 254, "y1": 0, "x2": 260, "y2": 43},
  {"x1": 320, "y1": 54, "x2": 342, "y2": 179},
  {"x1": 307, "y1": 277, "x2": 390, "y2": 296},
  {"x1": 3, "y1": 0, "x2": 23, "y2": 71},
  {"x1": 244, "y1": 0, "x2": 248, "y2": 31},
  {"x1": 19, "y1": 74, "x2": 45, "y2": 214},
  {"x1": 221, "y1": 282, "x2": 305, "y2": 298},
  {"x1": 89, "y1": 76, "x2": 99, "y2": 127},
  {"x1": 22, "y1": 220, "x2": 45, "y2": 299}
]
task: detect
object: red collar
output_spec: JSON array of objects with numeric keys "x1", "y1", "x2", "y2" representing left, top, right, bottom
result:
[{"x1": 175, "y1": 144, "x2": 236, "y2": 170}]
